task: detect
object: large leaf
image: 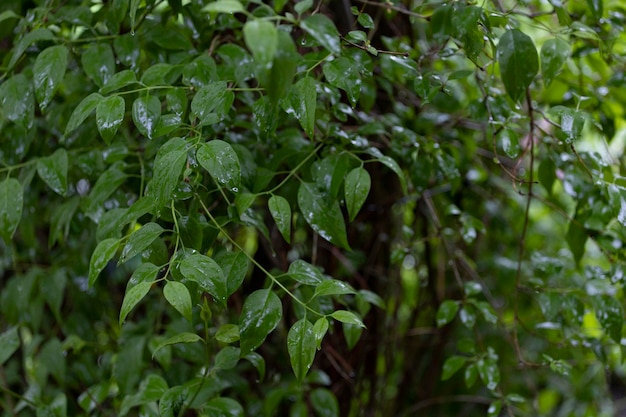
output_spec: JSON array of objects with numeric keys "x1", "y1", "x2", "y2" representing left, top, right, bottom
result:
[
  {"x1": 297, "y1": 182, "x2": 349, "y2": 250},
  {"x1": 287, "y1": 319, "x2": 316, "y2": 382},
  {"x1": 163, "y1": 281, "x2": 192, "y2": 321},
  {"x1": 497, "y1": 29, "x2": 538, "y2": 100},
  {"x1": 0, "y1": 178, "x2": 23, "y2": 242},
  {"x1": 300, "y1": 14, "x2": 341, "y2": 54},
  {"x1": 268, "y1": 195, "x2": 291, "y2": 243},
  {"x1": 197, "y1": 140, "x2": 241, "y2": 191},
  {"x1": 96, "y1": 95, "x2": 126, "y2": 144},
  {"x1": 180, "y1": 253, "x2": 227, "y2": 304},
  {"x1": 344, "y1": 167, "x2": 370, "y2": 222},
  {"x1": 33, "y1": 45, "x2": 68, "y2": 110},
  {"x1": 239, "y1": 289, "x2": 282, "y2": 355},
  {"x1": 36, "y1": 149, "x2": 68, "y2": 196},
  {"x1": 132, "y1": 95, "x2": 161, "y2": 139},
  {"x1": 150, "y1": 137, "x2": 188, "y2": 214},
  {"x1": 119, "y1": 222, "x2": 164, "y2": 264}
]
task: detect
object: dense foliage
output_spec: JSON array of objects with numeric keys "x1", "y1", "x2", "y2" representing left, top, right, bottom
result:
[{"x1": 2, "y1": 0, "x2": 626, "y2": 416}]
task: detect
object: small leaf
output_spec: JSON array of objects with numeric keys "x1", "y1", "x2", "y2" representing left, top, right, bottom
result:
[
  {"x1": 33, "y1": 45, "x2": 68, "y2": 110},
  {"x1": 298, "y1": 182, "x2": 350, "y2": 250},
  {"x1": 214, "y1": 251, "x2": 249, "y2": 296},
  {"x1": 180, "y1": 253, "x2": 227, "y2": 304},
  {"x1": 88, "y1": 238, "x2": 120, "y2": 286},
  {"x1": 301, "y1": 14, "x2": 341, "y2": 54},
  {"x1": 541, "y1": 38, "x2": 569, "y2": 86},
  {"x1": 243, "y1": 352, "x2": 265, "y2": 381},
  {"x1": 344, "y1": 167, "x2": 371, "y2": 222},
  {"x1": 132, "y1": 95, "x2": 161, "y2": 139},
  {"x1": 0, "y1": 327, "x2": 20, "y2": 366},
  {"x1": 310, "y1": 388, "x2": 339, "y2": 417},
  {"x1": 243, "y1": 20, "x2": 278, "y2": 70},
  {"x1": 313, "y1": 279, "x2": 356, "y2": 298},
  {"x1": 268, "y1": 195, "x2": 291, "y2": 243},
  {"x1": 287, "y1": 319, "x2": 316, "y2": 382},
  {"x1": 127, "y1": 262, "x2": 160, "y2": 290},
  {"x1": 442, "y1": 355, "x2": 467, "y2": 380},
  {"x1": 365, "y1": 148, "x2": 408, "y2": 194},
  {"x1": 497, "y1": 29, "x2": 539, "y2": 100},
  {"x1": 197, "y1": 140, "x2": 241, "y2": 191},
  {"x1": 566, "y1": 215, "x2": 587, "y2": 265},
  {"x1": 215, "y1": 324, "x2": 240, "y2": 343},
  {"x1": 9, "y1": 28, "x2": 54, "y2": 69},
  {"x1": 323, "y1": 57, "x2": 361, "y2": 106},
  {"x1": 239, "y1": 289, "x2": 282, "y2": 355},
  {"x1": 101, "y1": 70, "x2": 138, "y2": 95},
  {"x1": 190, "y1": 81, "x2": 228, "y2": 126},
  {"x1": 163, "y1": 281, "x2": 193, "y2": 321},
  {"x1": 82, "y1": 43, "x2": 116, "y2": 87},
  {"x1": 289, "y1": 76, "x2": 317, "y2": 138},
  {"x1": 0, "y1": 74, "x2": 34, "y2": 127},
  {"x1": 288, "y1": 259, "x2": 324, "y2": 285},
  {"x1": 119, "y1": 281, "x2": 152, "y2": 325},
  {"x1": 477, "y1": 357, "x2": 500, "y2": 391},
  {"x1": 312, "y1": 317, "x2": 329, "y2": 349},
  {"x1": 214, "y1": 346, "x2": 240, "y2": 370},
  {"x1": 330, "y1": 310, "x2": 365, "y2": 328},
  {"x1": 436, "y1": 300, "x2": 460, "y2": 327},
  {"x1": 0, "y1": 178, "x2": 23, "y2": 242},
  {"x1": 152, "y1": 332, "x2": 202, "y2": 359},
  {"x1": 150, "y1": 137, "x2": 188, "y2": 214},
  {"x1": 119, "y1": 222, "x2": 164, "y2": 264},
  {"x1": 96, "y1": 95, "x2": 125, "y2": 144},
  {"x1": 592, "y1": 295, "x2": 623, "y2": 343},
  {"x1": 37, "y1": 149, "x2": 68, "y2": 196},
  {"x1": 65, "y1": 93, "x2": 103, "y2": 135},
  {"x1": 202, "y1": 0, "x2": 245, "y2": 13},
  {"x1": 204, "y1": 397, "x2": 244, "y2": 417}
]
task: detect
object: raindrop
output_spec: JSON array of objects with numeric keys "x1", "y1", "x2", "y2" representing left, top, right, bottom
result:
[{"x1": 231, "y1": 187, "x2": 239, "y2": 193}]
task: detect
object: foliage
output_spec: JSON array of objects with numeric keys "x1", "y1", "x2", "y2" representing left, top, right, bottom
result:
[{"x1": 1, "y1": 0, "x2": 626, "y2": 416}]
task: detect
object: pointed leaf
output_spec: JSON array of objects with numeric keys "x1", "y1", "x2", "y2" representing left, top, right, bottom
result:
[
  {"x1": 243, "y1": 20, "x2": 278, "y2": 70},
  {"x1": 9, "y1": 28, "x2": 54, "y2": 69},
  {"x1": 297, "y1": 182, "x2": 349, "y2": 249},
  {"x1": 152, "y1": 332, "x2": 203, "y2": 358},
  {"x1": 0, "y1": 74, "x2": 34, "y2": 127},
  {"x1": 0, "y1": 327, "x2": 20, "y2": 366},
  {"x1": 497, "y1": 29, "x2": 538, "y2": 100},
  {"x1": 101, "y1": 70, "x2": 138, "y2": 95},
  {"x1": 197, "y1": 140, "x2": 241, "y2": 191},
  {"x1": 0, "y1": 178, "x2": 23, "y2": 242},
  {"x1": 33, "y1": 45, "x2": 68, "y2": 110},
  {"x1": 119, "y1": 281, "x2": 153, "y2": 325},
  {"x1": 127, "y1": 262, "x2": 160, "y2": 290},
  {"x1": 310, "y1": 389, "x2": 339, "y2": 417},
  {"x1": 163, "y1": 281, "x2": 193, "y2": 321},
  {"x1": 268, "y1": 195, "x2": 291, "y2": 243},
  {"x1": 313, "y1": 279, "x2": 356, "y2": 298},
  {"x1": 36, "y1": 148, "x2": 68, "y2": 196},
  {"x1": 288, "y1": 260, "x2": 324, "y2": 285},
  {"x1": 344, "y1": 167, "x2": 370, "y2": 222},
  {"x1": 119, "y1": 222, "x2": 164, "y2": 264},
  {"x1": 592, "y1": 295, "x2": 623, "y2": 343},
  {"x1": 190, "y1": 81, "x2": 228, "y2": 126},
  {"x1": 96, "y1": 95, "x2": 125, "y2": 144},
  {"x1": 436, "y1": 300, "x2": 460, "y2": 327},
  {"x1": 239, "y1": 289, "x2": 282, "y2": 355},
  {"x1": 442, "y1": 355, "x2": 467, "y2": 380},
  {"x1": 132, "y1": 95, "x2": 161, "y2": 139},
  {"x1": 477, "y1": 357, "x2": 500, "y2": 391},
  {"x1": 180, "y1": 253, "x2": 227, "y2": 304},
  {"x1": 289, "y1": 76, "x2": 316, "y2": 138},
  {"x1": 214, "y1": 251, "x2": 249, "y2": 296},
  {"x1": 312, "y1": 317, "x2": 329, "y2": 349},
  {"x1": 214, "y1": 346, "x2": 240, "y2": 370},
  {"x1": 65, "y1": 93, "x2": 103, "y2": 135},
  {"x1": 88, "y1": 238, "x2": 120, "y2": 286},
  {"x1": 82, "y1": 43, "x2": 115, "y2": 87},
  {"x1": 204, "y1": 398, "x2": 244, "y2": 417},
  {"x1": 287, "y1": 319, "x2": 316, "y2": 381},
  {"x1": 323, "y1": 57, "x2": 361, "y2": 106},
  {"x1": 150, "y1": 137, "x2": 188, "y2": 213},
  {"x1": 215, "y1": 324, "x2": 240, "y2": 343},
  {"x1": 301, "y1": 14, "x2": 341, "y2": 54},
  {"x1": 330, "y1": 310, "x2": 365, "y2": 328},
  {"x1": 541, "y1": 38, "x2": 569, "y2": 86},
  {"x1": 366, "y1": 148, "x2": 408, "y2": 194},
  {"x1": 202, "y1": 0, "x2": 245, "y2": 13}
]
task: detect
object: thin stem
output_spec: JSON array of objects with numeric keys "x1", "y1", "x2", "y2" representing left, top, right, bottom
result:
[{"x1": 265, "y1": 143, "x2": 323, "y2": 195}]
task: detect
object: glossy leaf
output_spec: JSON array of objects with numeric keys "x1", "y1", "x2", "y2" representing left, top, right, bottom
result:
[
  {"x1": 323, "y1": 57, "x2": 361, "y2": 106},
  {"x1": 301, "y1": 14, "x2": 341, "y2": 54},
  {"x1": 0, "y1": 74, "x2": 34, "y2": 127},
  {"x1": 119, "y1": 222, "x2": 164, "y2": 264},
  {"x1": 541, "y1": 38, "x2": 569, "y2": 86},
  {"x1": 497, "y1": 29, "x2": 538, "y2": 100},
  {"x1": 239, "y1": 289, "x2": 282, "y2": 355},
  {"x1": 0, "y1": 327, "x2": 20, "y2": 366},
  {"x1": 442, "y1": 355, "x2": 467, "y2": 380},
  {"x1": 180, "y1": 253, "x2": 227, "y2": 304},
  {"x1": 152, "y1": 332, "x2": 203, "y2": 359},
  {"x1": 214, "y1": 251, "x2": 249, "y2": 296},
  {"x1": 313, "y1": 318, "x2": 329, "y2": 349},
  {"x1": 436, "y1": 300, "x2": 460, "y2": 327},
  {"x1": 214, "y1": 346, "x2": 240, "y2": 370},
  {"x1": 96, "y1": 95, "x2": 125, "y2": 144},
  {"x1": 83, "y1": 165, "x2": 128, "y2": 221},
  {"x1": 592, "y1": 295, "x2": 623, "y2": 343},
  {"x1": 268, "y1": 195, "x2": 291, "y2": 243},
  {"x1": 82, "y1": 43, "x2": 115, "y2": 87},
  {"x1": 204, "y1": 397, "x2": 244, "y2": 417},
  {"x1": 36, "y1": 149, "x2": 68, "y2": 196},
  {"x1": 243, "y1": 20, "x2": 278, "y2": 70},
  {"x1": 33, "y1": 45, "x2": 68, "y2": 110},
  {"x1": 132, "y1": 95, "x2": 161, "y2": 139},
  {"x1": 202, "y1": 0, "x2": 245, "y2": 13},
  {"x1": 215, "y1": 324, "x2": 240, "y2": 343},
  {"x1": 287, "y1": 319, "x2": 316, "y2": 382},
  {"x1": 288, "y1": 259, "x2": 324, "y2": 285},
  {"x1": 150, "y1": 137, "x2": 188, "y2": 214},
  {"x1": 344, "y1": 167, "x2": 371, "y2": 222},
  {"x1": 163, "y1": 281, "x2": 193, "y2": 321},
  {"x1": 313, "y1": 279, "x2": 356, "y2": 298},
  {"x1": 65, "y1": 93, "x2": 103, "y2": 135},
  {"x1": 127, "y1": 262, "x2": 160, "y2": 290},
  {"x1": 477, "y1": 357, "x2": 500, "y2": 391},
  {"x1": 289, "y1": 76, "x2": 317, "y2": 138},
  {"x1": 297, "y1": 182, "x2": 350, "y2": 250},
  {"x1": 88, "y1": 238, "x2": 120, "y2": 286},
  {"x1": 101, "y1": 70, "x2": 138, "y2": 95},
  {"x1": 330, "y1": 310, "x2": 365, "y2": 328},
  {"x1": 266, "y1": 31, "x2": 298, "y2": 103},
  {"x1": 365, "y1": 148, "x2": 408, "y2": 194},
  {"x1": 0, "y1": 178, "x2": 23, "y2": 242},
  {"x1": 119, "y1": 281, "x2": 152, "y2": 325},
  {"x1": 9, "y1": 28, "x2": 54, "y2": 69},
  {"x1": 190, "y1": 81, "x2": 229, "y2": 126},
  {"x1": 197, "y1": 140, "x2": 241, "y2": 191},
  {"x1": 310, "y1": 388, "x2": 339, "y2": 417}
]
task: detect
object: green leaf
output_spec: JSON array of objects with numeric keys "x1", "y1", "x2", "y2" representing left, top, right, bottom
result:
[
  {"x1": 65, "y1": 93, "x2": 103, "y2": 135},
  {"x1": 323, "y1": 57, "x2": 361, "y2": 106},
  {"x1": 150, "y1": 137, "x2": 188, "y2": 214},
  {"x1": 127, "y1": 262, "x2": 160, "y2": 290},
  {"x1": 344, "y1": 167, "x2": 370, "y2": 222},
  {"x1": 37, "y1": 149, "x2": 68, "y2": 196},
  {"x1": 119, "y1": 222, "x2": 164, "y2": 264},
  {"x1": 465, "y1": 362, "x2": 478, "y2": 387},
  {"x1": 330, "y1": 310, "x2": 365, "y2": 328},
  {"x1": 33, "y1": 45, "x2": 68, "y2": 111},
  {"x1": 540, "y1": 38, "x2": 569, "y2": 86},
  {"x1": 477, "y1": 357, "x2": 500, "y2": 391},
  {"x1": 287, "y1": 319, "x2": 316, "y2": 382},
  {"x1": 592, "y1": 295, "x2": 623, "y2": 343},
  {"x1": 180, "y1": 253, "x2": 227, "y2": 304},
  {"x1": 132, "y1": 95, "x2": 161, "y2": 139},
  {"x1": 9, "y1": 28, "x2": 54, "y2": 69},
  {"x1": 312, "y1": 317, "x2": 329, "y2": 349},
  {"x1": 497, "y1": 29, "x2": 538, "y2": 100},
  {"x1": 190, "y1": 81, "x2": 229, "y2": 126},
  {"x1": 82, "y1": 43, "x2": 115, "y2": 87},
  {"x1": 566, "y1": 216, "x2": 587, "y2": 265},
  {"x1": 88, "y1": 238, "x2": 120, "y2": 286},
  {"x1": 202, "y1": 0, "x2": 245, "y2": 13},
  {"x1": 289, "y1": 76, "x2": 317, "y2": 138},
  {"x1": 297, "y1": 182, "x2": 350, "y2": 250},
  {"x1": 442, "y1": 355, "x2": 467, "y2": 380},
  {"x1": 267, "y1": 31, "x2": 298, "y2": 104},
  {"x1": 0, "y1": 327, "x2": 20, "y2": 366},
  {"x1": 204, "y1": 397, "x2": 244, "y2": 417},
  {"x1": 163, "y1": 281, "x2": 193, "y2": 321},
  {"x1": 548, "y1": 106, "x2": 586, "y2": 143},
  {"x1": 499, "y1": 129, "x2": 519, "y2": 159},
  {"x1": 101, "y1": 70, "x2": 138, "y2": 95},
  {"x1": 239, "y1": 289, "x2": 282, "y2": 355},
  {"x1": 119, "y1": 281, "x2": 152, "y2": 325},
  {"x1": 288, "y1": 260, "x2": 324, "y2": 285},
  {"x1": 215, "y1": 324, "x2": 240, "y2": 343},
  {"x1": 214, "y1": 251, "x2": 249, "y2": 296},
  {"x1": 488, "y1": 401, "x2": 502, "y2": 417},
  {"x1": 268, "y1": 195, "x2": 291, "y2": 243},
  {"x1": 197, "y1": 140, "x2": 241, "y2": 191},
  {"x1": 365, "y1": 148, "x2": 408, "y2": 194},
  {"x1": 96, "y1": 95, "x2": 125, "y2": 144},
  {"x1": 83, "y1": 165, "x2": 128, "y2": 221},
  {"x1": 152, "y1": 332, "x2": 203, "y2": 359},
  {"x1": 436, "y1": 300, "x2": 460, "y2": 327},
  {"x1": 301, "y1": 14, "x2": 341, "y2": 54},
  {"x1": 214, "y1": 346, "x2": 240, "y2": 370},
  {"x1": 310, "y1": 388, "x2": 339, "y2": 417},
  {"x1": 313, "y1": 279, "x2": 356, "y2": 298},
  {"x1": 0, "y1": 178, "x2": 23, "y2": 242},
  {"x1": 538, "y1": 159, "x2": 556, "y2": 195},
  {"x1": 0, "y1": 74, "x2": 34, "y2": 128},
  {"x1": 140, "y1": 63, "x2": 174, "y2": 86},
  {"x1": 243, "y1": 20, "x2": 278, "y2": 71}
]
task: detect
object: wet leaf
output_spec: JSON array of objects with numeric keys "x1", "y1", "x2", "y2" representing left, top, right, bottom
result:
[
  {"x1": 37, "y1": 149, "x2": 68, "y2": 196},
  {"x1": 497, "y1": 29, "x2": 538, "y2": 100},
  {"x1": 163, "y1": 281, "x2": 192, "y2": 321},
  {"x1": 101, "y1": 70, "x2": 138, "y2": 95},
  {"x1": 0, "y1": 327, "x2": 20, "y2": 366},
  {"x1": 33, "y1": 45, "x2": 68, "y2": 110},
  {"x1": 344, "y1": 167, "x2": 370, "y2": 222},
  {"x1": 310, "y1": 388, "x2": 339, "y2": 417},
  {"x1": 82, "y1": 43, "x2": 115, "y2": 87},
  {"x1": 0, "y1": 74, "x2": 34, "y2": 128},
  {"x1": 243, "y1": 20, "x2": 278, "y2": 71},
  {"x1": 197, "y1": 140, "x2": 241, "y2": 191},
  {"x1": 592, "y1": 295, "x2": 623, "y2": 343},
  {"x1": 9, "y1": 28, "x2": 54, "y2": 69},
  {"x1": 268, "y1": 195, "x2": 291, "y2": 243},
  {"x1": 0, "y1": 179, "x2": 23, "y2": 240},
  {"x1": 442, "y1": 355, "x2": 467, "y2": 380},
  {"x1": 119, "y1": 281, "x2": 152, "y2": 325},
  {"x1": 288, "y1": 260, "x2": 324, "y2": 285},
  {"x1": 152, "y1": 332, "x2": 202, "y2": 359},
  {"x1": 289, "y1": 76, "x2": 317, "y2": 138},
  {"x1": 287, "y1": 319, "x2": 316, "y2": 382},
  {"x1": 96, "y1": 95, "x2": 125, "y2": 144},
  {"x1": 477, "y1": 357, "x2": 500, "y2": 391},
  {"x1": 215, "y1": 324, "x2": 240, "y2": 343},
  {"x1": 65, "y1": 93, "x2": 103, "y2": 135},
  {"x1": 88, "y1": 238, "x2": 120, "y2": 286},
  {"x1": 301, "y1": 14, "x2": 341, "y2": 54},
  {"x1": 313, "y1": 317, "x2": 329, "y2": 349},
  {"x1": 127, "y1": 263, "x2": 160, "y2": 290},
  {"x1": 313, "y1": 279, "x2": 356, "y2": 298},
  {"x1": 190, "y1": 81, "x2": 229, "y2": 126},
  {"x1": 330, "y1": 310, "x2": 365, "y2": 328},
  {"x1": 150, "y1": 137, "x2": 188, "y2": 214},
  {"x1": 541, "y1": 38, "x2": 569, "y2": 86},
  {"x1": 298, "y1": 182, "x2": 349, "y2": 250},
  {"x1": 180, "y1": 253, "x2": 227, "y2": 304},
  {"x1": 119, "y1": 222, "x2": 164, "y2": 264},
  {"x1": 214, "y1": 251, "x2": 249, "y2": 296},
  {"x1": 132, "y1": 95, "x2": 161, "y2": 139},
  {"x1": 323, "y1": 57, "x2": 361, "y2": 106},
  {"x1": 436, "y1": 300, "x2": 459, "y2": 327},
  {"x1": 204, "y1": 397, "x2": 244, "y2": 417},
  {"x1": 202, "y1": 0, "x2": 245, "y2": 14},
  {"x1": 239, "y1": 289, "x2": 282, "y2": 355},
  {"x1": 214, "y1": 346, "x2": 240, "y2": 370}
]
